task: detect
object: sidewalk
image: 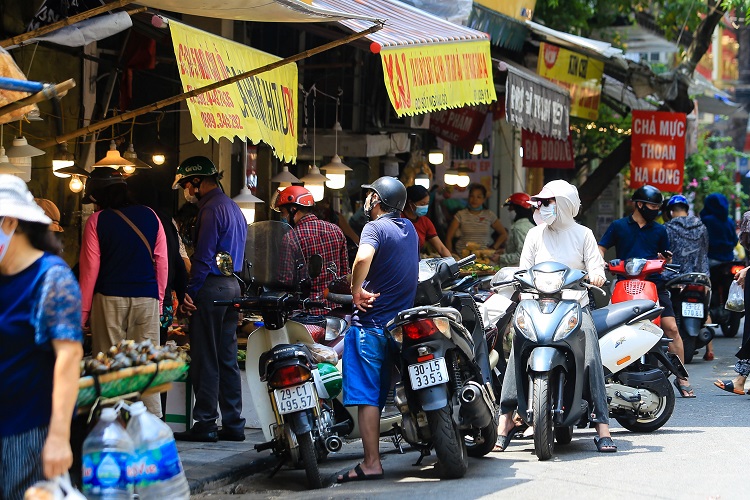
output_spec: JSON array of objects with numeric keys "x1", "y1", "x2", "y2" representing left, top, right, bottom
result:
[{"x1": 177, "y1": 429, "x2": 277, "y2": 494}]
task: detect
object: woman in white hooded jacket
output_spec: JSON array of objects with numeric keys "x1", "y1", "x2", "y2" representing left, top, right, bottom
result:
[{"x1": 495, "y1": 180, "x2": 616, "y2": 453}]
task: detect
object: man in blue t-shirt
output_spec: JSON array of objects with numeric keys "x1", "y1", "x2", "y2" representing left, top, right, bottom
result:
[
  {"x1": 598, "y1": 185, "x2": 695, "y2": 398},
  {"x1": 338, "y1": 177, "x2": 418, "y2": 483}
]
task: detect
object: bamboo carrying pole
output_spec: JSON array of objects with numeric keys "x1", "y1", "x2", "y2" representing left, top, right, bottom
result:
[
  {"x1": 0, "y1": 0, "x2": 135, "y2": 49},
  {"x1": 36, "y1": 23, "x2": 383, "y2": 149},
  {"x1": 0, "y1": 79, "x2": 76, "y2": 118}
]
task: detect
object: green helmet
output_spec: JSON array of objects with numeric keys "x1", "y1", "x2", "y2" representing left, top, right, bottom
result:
[
  {"x1": 315, "y1": 362, "x2": 342, "y2": 399},
  {"x1": 172, "y1": 156, "x2": 218, "y2": 189}
]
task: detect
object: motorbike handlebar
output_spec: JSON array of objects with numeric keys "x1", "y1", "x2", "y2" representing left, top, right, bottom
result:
[
  {"x1": 582, "y1": 282, "x2": 607, "y2": 297},
  {"x1": 326, "y1": 292, "x2": 353, "y2": 304},
  {"x1": 456, "y1": 254, "x2": 476, "y2": 268},
  {"x1": 212, "y1": 295, "x2": 325, "y2": 311}
]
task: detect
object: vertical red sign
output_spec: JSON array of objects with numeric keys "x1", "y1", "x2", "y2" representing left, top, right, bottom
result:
[{"x1": 630, "y1": 110, "x2": 686, "y2": 193}]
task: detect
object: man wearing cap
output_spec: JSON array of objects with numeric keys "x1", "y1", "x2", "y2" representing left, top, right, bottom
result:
[
  {"x1": 172, "y1": 156, "x2": 247, "y2": 442},
  {"x1": 79, "y1": 167, "x2": 168, "y2": 416},
  {"x1": 0, "y1": 175, "x2": 83, "y2": 498},
  {"x1": 337, "y1": 177, "x2": 418, "y2": 483}
]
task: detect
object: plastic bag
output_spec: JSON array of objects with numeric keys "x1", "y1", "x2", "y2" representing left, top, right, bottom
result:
[
  {"x1": 725, "y1": 280, "x2": 745, "y2": 312},
  {"x1": 307, "y1": 342, "x2": 338, "y2": 365},
  {"x1": 25, "y1": 473, "x2": 86, "y2": 500}
]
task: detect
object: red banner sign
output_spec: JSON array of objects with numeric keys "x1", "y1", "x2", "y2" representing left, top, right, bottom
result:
[
  {"x1": 630, "y1": 110, "x2": 686, "y2": 193},
  {"x1": 522, "y1": 129, "x2": 574, "y2": 169},
  {"x1": 429, "y1": 106, "x2": 488, "y2": 152}
]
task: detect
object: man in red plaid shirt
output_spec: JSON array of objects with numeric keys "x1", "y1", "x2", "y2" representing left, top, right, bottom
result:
[{"x1": 276, "y1": 186, "x2": 350, "y2": 314}]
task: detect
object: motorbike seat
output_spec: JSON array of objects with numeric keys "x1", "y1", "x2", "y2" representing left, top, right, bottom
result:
[{"x1": 592, "y1": 300, "x2": 657, "y2": 338}]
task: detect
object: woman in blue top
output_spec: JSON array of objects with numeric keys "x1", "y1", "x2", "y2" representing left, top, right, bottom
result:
[
  {"x1": 700, "y1": 192, "x2": 739, "y2": 266},
  {"x1": 0, "y1": 175, "x2": 83, "y2": 500}
]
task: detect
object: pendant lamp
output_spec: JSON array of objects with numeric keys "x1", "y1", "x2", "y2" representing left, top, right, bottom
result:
[
  {"x1": 471, "y1": 141, "x2": 483, "y2": 156},
  {"x1": 7, "y1": 136, "x2": 44, "y2": 182},
  {"x1": 122, "y1": 143, "x2": 153, "y2": 174},
  {"x1": 414, "y1": 171, "x2": 430, "y2": 189},
  {"x1": 0, "y1": 147, "x2": 23, "y2": 174},
  {"x1": 321, "y1": 99, "x2": 351, "y2": 189},
  {"x1": 233, "y1": 186, "x2": 264, "y2": 224},
  {"x1": 52, "y1": 142, "x2": 75, "y2": 178},
  {"x1": 428, "y1": 149, "x2": 444, "y2": 165},
  {"x1": 271, "y1": 165, "x2": 301, "y2": 191},
  {"x1": 443, "y1": 167, "x2": 459, "y2": 186},
  {"x1": 300, "y1": 165, "x2": 328, "y2": 202},
  {"x1": 55, "y1": 164, "x2": 90, "y2": 193},
  {"x1": 92, "y1": 140, "x2": 135, "y2": 169}
]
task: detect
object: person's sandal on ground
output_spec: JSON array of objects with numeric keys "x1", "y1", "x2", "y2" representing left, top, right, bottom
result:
[
  {"x1": 673, "y1": 378, "x2": 696, "y2": 398},
  {"x1": 714, "y1": 379, "x2": 745, "y2": 395},
  {"x1": 337, "y1": 464, "x2": 384, "y2": 483},
  {"x1": 594, "y1": 436, "x2": 617, "y2": 453}
]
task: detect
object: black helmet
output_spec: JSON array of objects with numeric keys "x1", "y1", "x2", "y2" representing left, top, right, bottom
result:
[
  {"x1": 362, "y1": 176, "x2": 407, "y2": 212},
  {"x1": 631, "y1": 185, "x2": 663, "y2": 205},
  {"x1": 82, "y1": 167, "x2": 126, "y2": 204}
]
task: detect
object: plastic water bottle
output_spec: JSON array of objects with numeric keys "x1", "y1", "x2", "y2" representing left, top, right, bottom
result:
[
  {"x1": 82, "y1": 407, "x2": 135, "y2": 499},
  {"x1": 126, "y1": 401, "x2": 190, "y2": 499}
]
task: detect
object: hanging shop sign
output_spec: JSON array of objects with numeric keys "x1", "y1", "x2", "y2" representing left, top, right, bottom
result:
[
  {"x1": 521, "y1": 129, "x2": 574, "y2": 169},
  {"x1": 379, "y1": 40, "x2": 496, "y2": 117},
  {"x1": 429, "y1": 105, "x2": 488, "y2": 152},
  {"x1": 537, "y1": 42, "x2": 603, "y2": 121},
  {"x1": 169, "y1": 21, "x2": 298, "y2": 163},
  {"x1": 504, "y1": 66, "x2": 569, "y2": 140},
  {"x1": 473, "y1": 0, "x2": 536, "y2": 22},
  {"x1": 630, "y1": 110, "x2": 686, "y2": 193}
]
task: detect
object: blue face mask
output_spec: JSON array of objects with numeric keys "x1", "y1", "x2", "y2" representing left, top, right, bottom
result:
[
  {"x1": 0, "y1": 217, "x2": 14, "y2": 264},
  {"x1": 414, "y1": 205, "x2": 429, "y2": 217}
]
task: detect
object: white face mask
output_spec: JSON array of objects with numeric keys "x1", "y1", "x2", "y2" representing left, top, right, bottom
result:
[
  {"x1": 539, "y1": 204, "x2": 557, "y2": 225},
  {"x1": 184, "y1": 188, "x2": 198, "y2": 204},
  {"x1": 0, "y1": 217, "x2": 15, "y2": 264}
]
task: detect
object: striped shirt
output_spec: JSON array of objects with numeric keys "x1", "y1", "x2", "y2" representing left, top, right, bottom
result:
[{"x1": 454, "y1": 208, "x2": 498, "y2": 253}]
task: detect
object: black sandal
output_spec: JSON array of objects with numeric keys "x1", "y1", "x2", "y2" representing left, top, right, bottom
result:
[
  {"x1": 337, "y1": 463, "x2": 384, "y2": 483},
  {"x1": 594, "y1": 436, "x2": 617, "y2": 453}
]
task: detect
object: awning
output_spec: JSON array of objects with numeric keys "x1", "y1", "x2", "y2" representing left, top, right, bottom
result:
[
  {"x1": 496, "y1": 59, "x2": 570, "y2": 140},
  {"x1": 467, "y1": 3, "x2": 528, "y2": 52},
  {"x1": 525, "y1": 20, "x2": 628, "y2": 69},
  {"x1": 136, "y1": 0, "x2": 379, "y2": 23},
  {"x1": 690, "y1": 73, "x2": 749, "y2": 118},
  {"x1": 315, "y1": 0, "x2": 497, "y2": 116}
]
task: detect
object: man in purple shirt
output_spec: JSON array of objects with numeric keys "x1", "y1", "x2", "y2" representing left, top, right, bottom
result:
[{"x1": 172, "y1": 156, "x2": 248, "y2": 442}]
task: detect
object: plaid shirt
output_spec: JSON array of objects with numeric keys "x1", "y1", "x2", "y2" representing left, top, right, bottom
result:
[{"x1": 280, "y1": 213, "x2": 350, "y2": 314}]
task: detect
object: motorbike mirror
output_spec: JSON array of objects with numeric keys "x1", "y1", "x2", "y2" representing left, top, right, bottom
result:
[
  {"x1": 308, "y1": 254, "x2": 323, "y2": 279},
  {"x1": 215, "y1": 252, "x2": 234, "y2": 277}
]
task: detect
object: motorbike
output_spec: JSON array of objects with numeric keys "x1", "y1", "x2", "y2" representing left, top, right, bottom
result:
[
  {"x1": 508, "y1": 261, "x2": 684, "y2": 461},
  {"x1": 709, "y1": 260, "x2": 745, "y2": 338},
  {"x1": 214, "y1": 221, "x2": 341, "y2": 489},
  {"x1": 386, "y1": 255, "x2": 499, "y2": 479},
  {"x1": 664, "y1": 270, "x2": 718, "y2": 363}
]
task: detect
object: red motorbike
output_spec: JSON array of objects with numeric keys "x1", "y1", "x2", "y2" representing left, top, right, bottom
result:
[{"x1": 608, "y1": 258, "x2": 669, "y2": 325}]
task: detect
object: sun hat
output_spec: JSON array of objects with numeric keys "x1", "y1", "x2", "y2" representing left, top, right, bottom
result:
[
  {"x1": 34, "y1": 198, "x2": 63, "y2": 232},
  {"x1": 0, "y1": 174, "x2": 52, "y2": 225}
]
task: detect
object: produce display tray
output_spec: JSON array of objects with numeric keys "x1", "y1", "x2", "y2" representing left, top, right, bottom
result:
[{"x1": 77, "y1": 360, "x2": 188, "y2": 408}]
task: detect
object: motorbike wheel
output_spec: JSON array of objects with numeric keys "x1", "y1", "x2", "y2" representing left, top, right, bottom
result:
[
  {"x1": 554, "y1": 425, "x2": 573, "y2": 445},
  {"x1": 615, "y1": 380, "x2": 675, "y2": 433},
  {"x1": 465, "y1": 420, "x2": 499, "y2": 458},
  {"x1": 682, "y1": 336, "x2": 696, "y2": 364},
  {"x1": 298, "y1": 431, "x2": 323, "y2": 489},
  {"x1": 427, "y1": 405, "x2": 468, "y2": 479},
  {"x1": 725, "y1": 312, "x2": 741, "y2": 338},
  {"x1": 532, "y1": 373, "x2": 554, "y2": 461}
]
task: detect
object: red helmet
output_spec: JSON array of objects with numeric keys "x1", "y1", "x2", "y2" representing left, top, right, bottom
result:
[
  {"x1": 274, "y1": 185, "x2": 315, "y2": 211},
  {"x1": 504, "y1": 192, "x2": 532, "y2": 208}
]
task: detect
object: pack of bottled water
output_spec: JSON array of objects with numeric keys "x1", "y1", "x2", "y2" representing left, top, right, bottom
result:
[{"x1": 81, "y1": 407, "x2": 134, "y2": 499}]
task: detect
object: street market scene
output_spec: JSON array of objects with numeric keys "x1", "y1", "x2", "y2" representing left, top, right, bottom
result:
[{"x1": 3, "y1": 0, "x2": 750, "y2": 498}]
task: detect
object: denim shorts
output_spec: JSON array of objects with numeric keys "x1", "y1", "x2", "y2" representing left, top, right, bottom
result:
[{"x1": 342, "y1": 326, "x2": 392, "y2": 408}]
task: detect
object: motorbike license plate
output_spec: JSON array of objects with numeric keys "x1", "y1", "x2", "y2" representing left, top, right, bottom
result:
[
  {"x1": 681, "y1": 302, "x2": 704, "y2": 318},
  {"x1": 408, "y1": 358, "x2": 449, "y2": 389},
  {"x1": 274, "y1": 382, "x2": 316, "y2": 415}
]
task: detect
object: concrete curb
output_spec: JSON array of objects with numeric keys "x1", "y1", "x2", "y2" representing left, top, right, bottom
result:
[{"x1": 188, "y1": 452, "x2": 278, "y2": 494}]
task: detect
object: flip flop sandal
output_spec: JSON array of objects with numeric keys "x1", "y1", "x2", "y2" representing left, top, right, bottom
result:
[
  {"x1": 714, "y1": 379, "x2": 745, "y2": 395},
  {"x1": 493, "y1": 432, "x2": 514, "y2": 452},
  {"x1": 337, "y1": 464, "x2": 384, "y2": 483},
  {"x1": 594, "y1": 436, "x2": 617, "y2": 453},
  {"x1": 673, "y1": 378, "x2": 696, "y2": 398}
]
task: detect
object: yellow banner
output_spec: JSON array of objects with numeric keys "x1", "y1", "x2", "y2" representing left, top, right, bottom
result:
[
  {"x1": 537, "y1": 42, "x2": 603, "y2": 120},
  {"x1": 169, "y1": 21, "x2": 298, "y2": 163},
  {"x1": 474, "y1": 0, "x2": 536, "y2": 21},
  {"x1": 380, "y1": 40, "x2": 496, "y2": 117}
]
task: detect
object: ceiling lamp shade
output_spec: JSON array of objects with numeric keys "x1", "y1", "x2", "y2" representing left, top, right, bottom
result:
[
  {"x1": 300, "y1": 165, "x2": 329, "y2": 202},
  {"x1": 7, "y1": 136, "x2": 44, "y2": 182},
  {"x1": 443, "y1": 167, "x2": 459, "y2": 186},
  {"x1": 0, "y1": 147, "x2": 23, "y2": 174},
  {"x1": 233, "y1": 186, "x2": 264, "y2": 224},
  {"x1": 321, "y1": 155, "x2": 352, "y2": 190},
  {"x1": 271, "y1": 165, "x2": 301, "y2": 191},
  {"x1": 52, "y1": 142, "x2": 75, "y2": 178},
  {"x1": 471, "y1": 141, "x2": 483, "y2": 156},
  {"x1": 428, "y1": 149, "x2": 444, "y2": 165},
  {"x1": 382, "y1": 152, "x2": 403, "y2": 177},
  {"x1": 122, "y1": 143, "x2": 153, "y2": 174},
  {"x1": 93, "y1": 140, "x2": 135, "y2": 169},
  {"x1": 456, "y1": 171, "x2": 471, "y2": 188},
  {"x1": 414, "y1": 171, "x2": 430, "y2": 189}
]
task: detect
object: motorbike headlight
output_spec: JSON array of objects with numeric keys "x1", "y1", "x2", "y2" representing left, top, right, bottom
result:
[
  {"x1": 553, "y1": 309, "x2": 580, "y2": 341},
  {"x1": 514, "y1": 306, "x2": 537, "y2": 341},
  {"x1": 625, "y1": 258, "x2": 647, "y2": 277},
  {"x1": 533, "y1": 270, "x2": 566, "y2": 294}
]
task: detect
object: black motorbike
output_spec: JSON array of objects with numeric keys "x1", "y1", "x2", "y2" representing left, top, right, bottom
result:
[
  {"x1": 386, "y1": 255, "x2": 498, "y2": 479},
  {"x1": 665, "y1": 271, "x2": 717, "y2": 363},
  {"x1": 709, "y1": 261, "x2": 745, "y2": 338}
]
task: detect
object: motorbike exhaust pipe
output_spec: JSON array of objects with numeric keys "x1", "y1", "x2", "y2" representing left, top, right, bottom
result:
[
  {"x1": 324, "y1": 435, "x2": 343, "y2": 453},
  {"x1": 459, "y1": 381, "x2": 493, "y2": 429}
]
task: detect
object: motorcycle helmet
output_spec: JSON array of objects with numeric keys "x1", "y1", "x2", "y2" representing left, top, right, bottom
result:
[
  {"x1": 274, "y1": 185, "x2": 315, "y2": 212},
  {"x1": 504, "y1": 192, "x2": 533, "y2": 208},
  {"x1": 172, "y1": 156, "x2": 219, "y2": 189},
  {"x1": 316, "y1": 362, "x2": 342, "y2": 399},
  {"x1": 82, "y1": 167, "x2": 126, "y2": 204},
  {"x1": 362, "y1": 176, "x2": 407, "y2": 212},
  {"x1": 631, "y1": 185, "x2": 663, "y2": 205},
  {"x1": 667, "y1": 194, "x2": 689, "y2": 212}
]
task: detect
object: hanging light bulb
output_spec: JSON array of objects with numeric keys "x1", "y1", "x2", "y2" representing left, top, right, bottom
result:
[
  {"x1": 122, "y1": 144, "x2": 153, "y2": 173},
  {"x1": 321, "y1": 97, "x2": 351, "y2": 189},
  {"x1": 69, "y1": 175, "x2": 84, "y2": 193},
  {"x1": 414, "y1": 171, "x2": 430, "y2": 189},
  {"x1": 300, "y1": 165, "x2": 329, "y2": 202},
  {"x1": 151, "y1": 152, "x2": 166, "y2": 166},
  {"x1": 471, "y1": 141, "x2": 483, "y2": 156},
  {"x1": 271, "y1": 165, "x2": 301, "y2": 191},
  {"x1": 52, "y1": 142, "x2": 75, "y2": 178},
  {"x1": 456, "y1": 172, "x2": 471, "y2": 188},
  {"x1": 151, "y1": 112, "x2": 166, "y2": 165},
  {"x1": 233, "y1": 185, "x2": 264, "y2": 224},
  {"x1": 443, "y1": 167, "x2": 459, "y2": 186},
  {"x1": 428, "y1": 149, "x2": 444, "y2": 165},
  {"x1": 92, "y1": 140, "x2": 135, "y2": 169}
]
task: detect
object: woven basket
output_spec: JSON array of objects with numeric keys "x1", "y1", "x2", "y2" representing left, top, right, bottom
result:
[{"x1": 77, "y1": 360, "x2": 188, "y2": 408}]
